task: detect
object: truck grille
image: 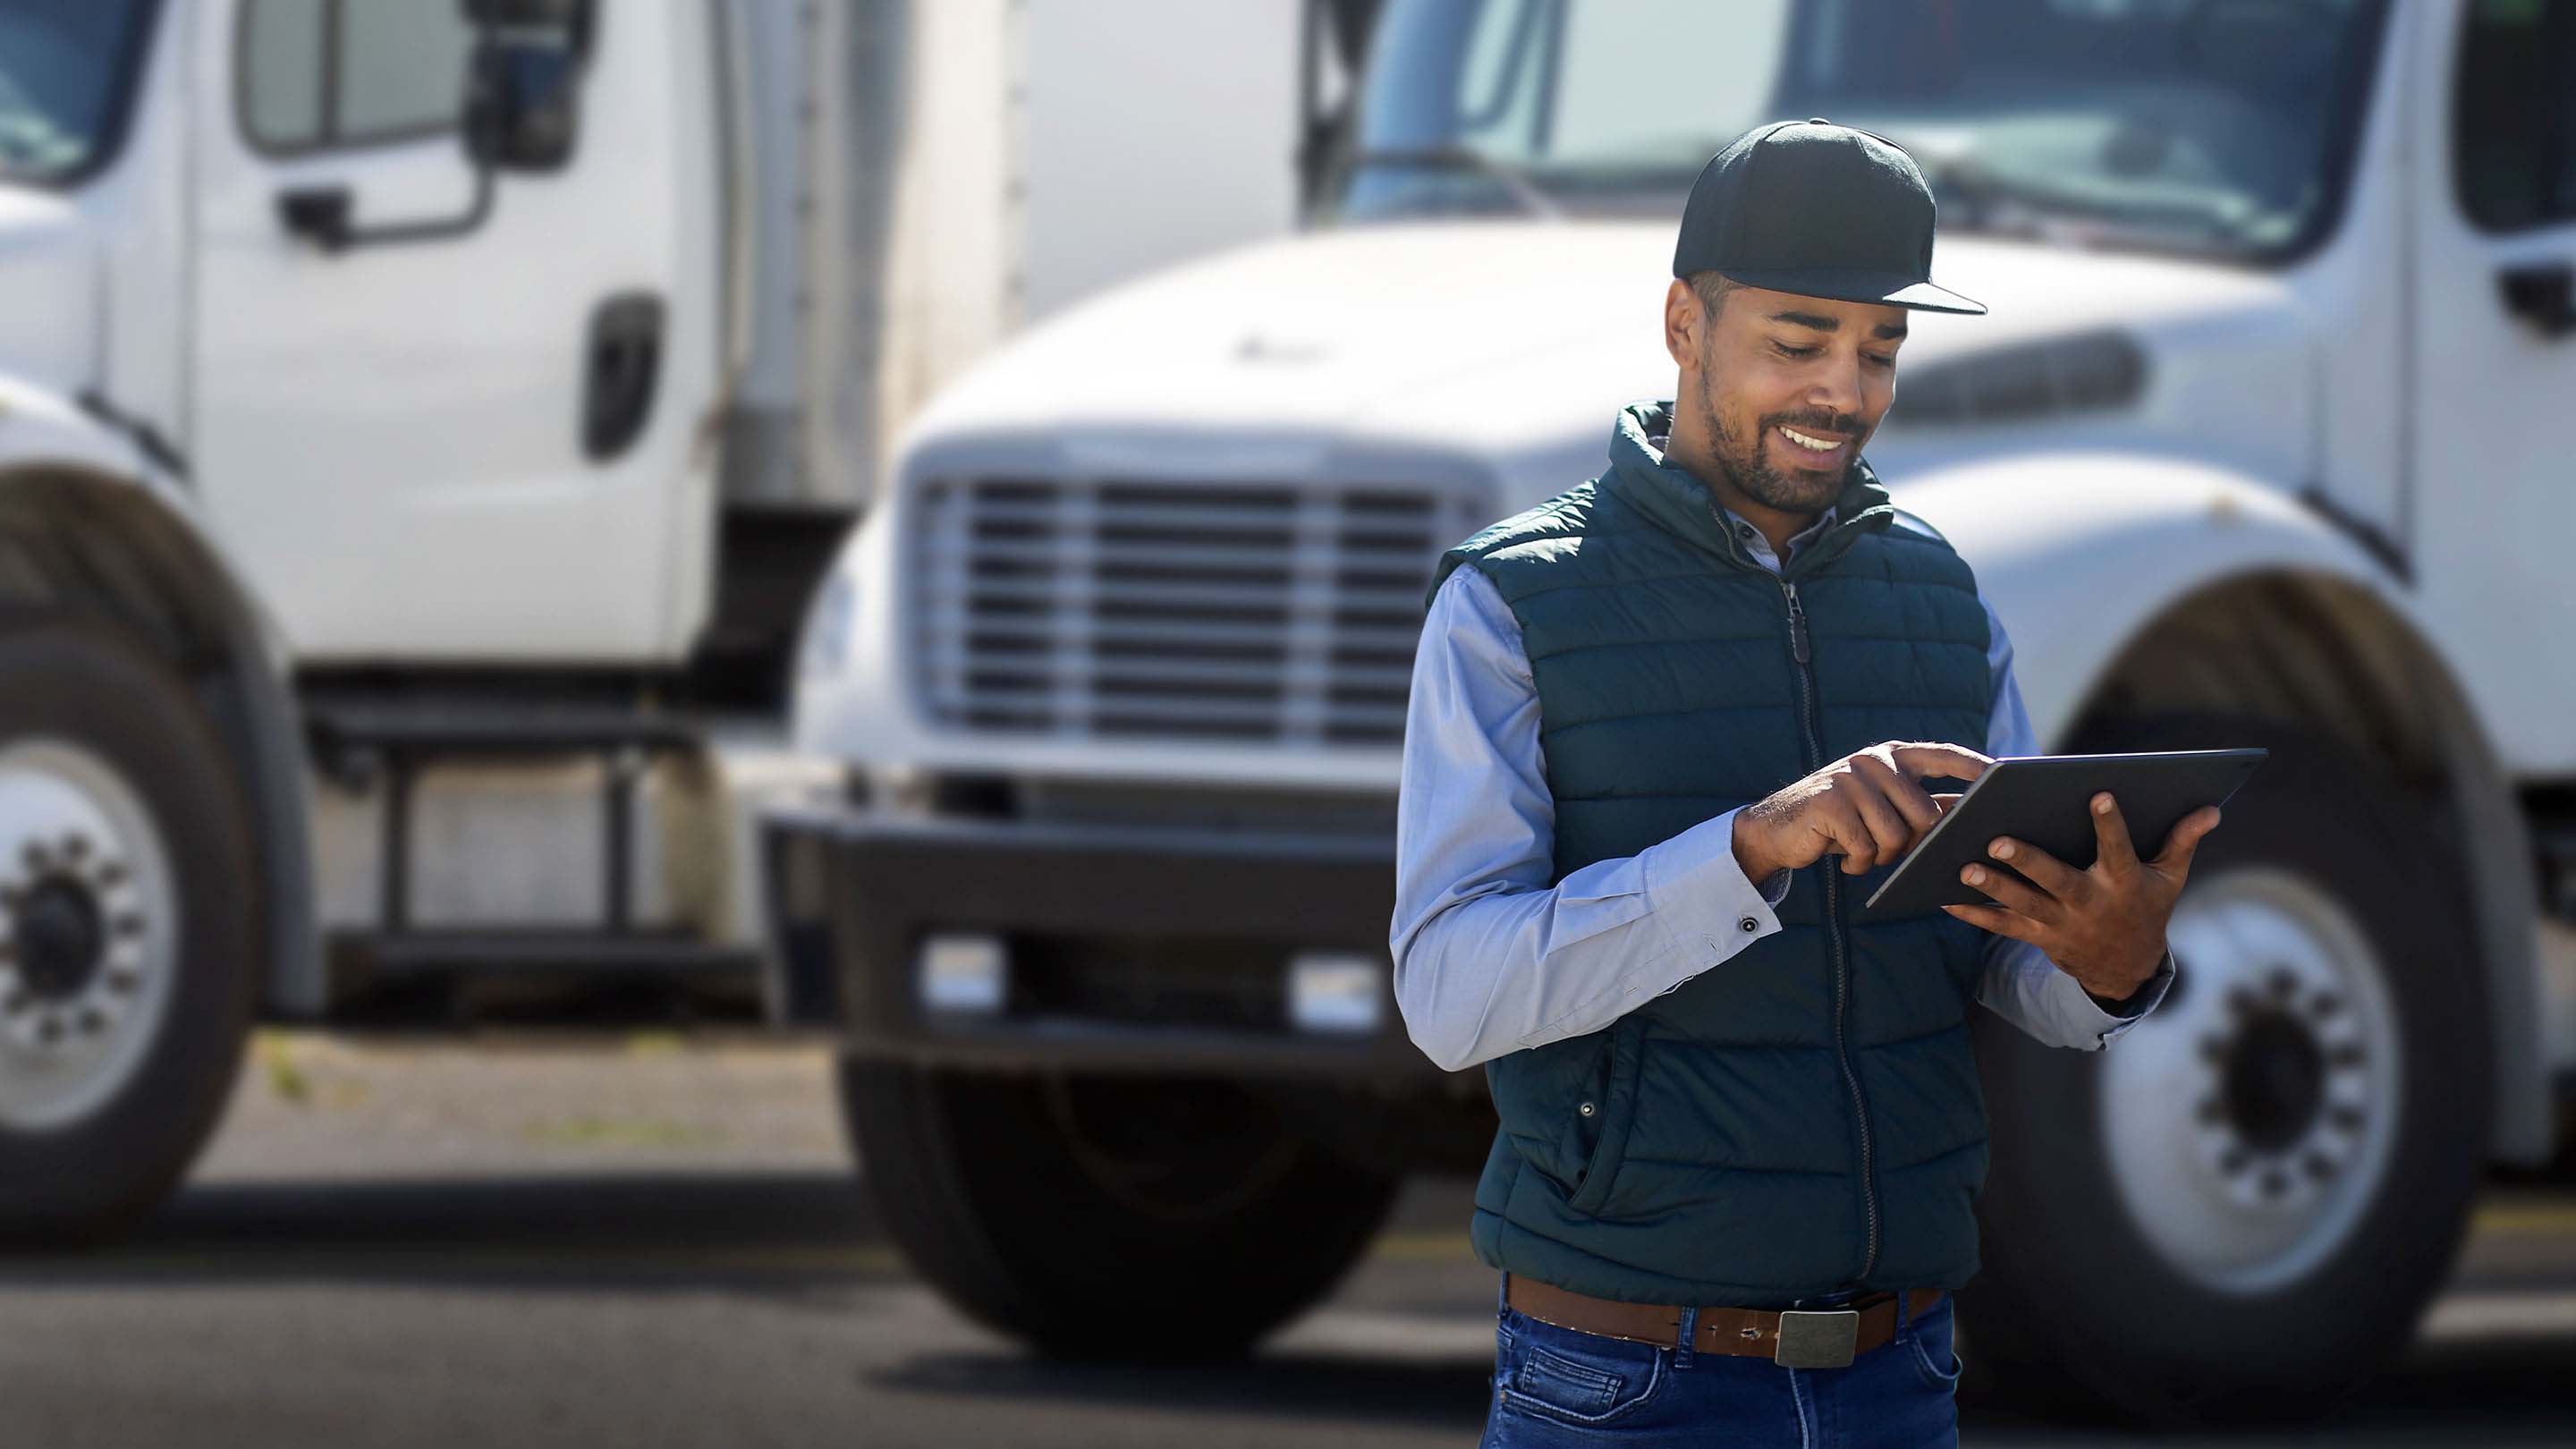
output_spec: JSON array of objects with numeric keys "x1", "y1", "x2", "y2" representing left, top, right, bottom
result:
[{"x1": 908, "y1": 477, "x2": 1481, "y2": 746}]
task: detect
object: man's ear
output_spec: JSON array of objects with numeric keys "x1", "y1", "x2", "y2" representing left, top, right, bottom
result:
[{"x1": 1663, "y1": 278, "x2": 1701, "y2": 370}]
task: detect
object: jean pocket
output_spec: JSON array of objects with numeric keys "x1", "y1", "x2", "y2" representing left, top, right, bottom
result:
[
  {"x1": 1905, "y1": 1301, "x2": 1963, "y2": 1393},
  {"x1": 1499, "y1": 1318, "x2": 1666, "y2": 1428}
]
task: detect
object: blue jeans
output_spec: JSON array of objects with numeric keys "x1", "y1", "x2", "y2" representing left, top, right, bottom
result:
[{"x1": 1478, "y1": 1275, "x2": 1961, "y2": 1448}]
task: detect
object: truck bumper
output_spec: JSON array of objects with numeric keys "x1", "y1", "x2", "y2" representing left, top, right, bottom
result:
[{"x1": 759, "y1": 809, "x2": 1445, "y2": 1081}]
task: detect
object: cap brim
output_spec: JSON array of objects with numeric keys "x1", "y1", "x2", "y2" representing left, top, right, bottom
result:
[{"x1": 1715, "y1": 267, "x2": 1987, "y2": 316}]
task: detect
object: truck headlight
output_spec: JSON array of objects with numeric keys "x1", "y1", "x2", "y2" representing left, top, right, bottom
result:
[
  {"x1": 919, "y1": 933, "x2": 1008, "y2": 1014},
  {"x1": 1289, "y1": 953, "x2": 1385, "y2": 1035}
]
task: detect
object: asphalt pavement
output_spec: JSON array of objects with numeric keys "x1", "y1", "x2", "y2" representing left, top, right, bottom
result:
[{"x1": 0, "y1": 1031, "x2": 2569, "y2": 1448}]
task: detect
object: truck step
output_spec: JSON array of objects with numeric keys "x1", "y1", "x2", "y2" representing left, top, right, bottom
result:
[
  {"x1": 304, "y1": 699, "x2": 705, "y2": 757},
  {"x1": 330, "y1": 930, "x2": 760, "y2": 979}
]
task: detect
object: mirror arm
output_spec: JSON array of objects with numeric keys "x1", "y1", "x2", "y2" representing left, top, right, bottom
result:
[{"x1": 278, "y1": 165, "x2": 496, "y2": 256}]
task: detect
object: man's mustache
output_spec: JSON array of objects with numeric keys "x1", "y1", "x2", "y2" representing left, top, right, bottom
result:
[{"x1": 1763, "y1": 411, "x2": 1865, "y2": 439}]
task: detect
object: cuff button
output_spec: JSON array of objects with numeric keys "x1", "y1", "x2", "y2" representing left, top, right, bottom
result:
[{"x1": 1738, "y1": 916, "x2": 1760, "y2": 932}]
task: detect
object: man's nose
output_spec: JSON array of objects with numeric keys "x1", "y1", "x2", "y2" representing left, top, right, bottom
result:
[{"x1": 1807, "y1": 353, "x2": 1864, "y2": 419}]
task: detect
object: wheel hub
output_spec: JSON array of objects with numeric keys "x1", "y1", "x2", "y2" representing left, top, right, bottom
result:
[
  {"x1": 2218, "y1": 1007, "x2": 2325, "y2": 1154},
  {"x1": 13, "y1": 872, "x2": 106, "y2": 999}
]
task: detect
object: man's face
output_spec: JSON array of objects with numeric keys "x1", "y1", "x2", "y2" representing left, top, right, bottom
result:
[{"x1": 1675, "y1": 281, "x2": 1909, "y2": 515}]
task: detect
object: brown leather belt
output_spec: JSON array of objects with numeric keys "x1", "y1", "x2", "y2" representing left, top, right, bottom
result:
[{"x1": 1507, "y1": 1274, "x2": 1943, "y2": 1370}]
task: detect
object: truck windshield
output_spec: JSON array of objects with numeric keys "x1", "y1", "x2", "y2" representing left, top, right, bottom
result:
[
  {"x1": 1335, "y1": 0, "x2": 2389, "y2": 263},
  {"x1": 0, "y1": 0, "x2": 158, "y2": 187}
]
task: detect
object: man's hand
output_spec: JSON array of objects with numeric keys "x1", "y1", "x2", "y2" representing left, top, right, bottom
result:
[
  {"x1": 1732, "y1": 741, "x2": 1993, "y2": 881},
  {"x1": 1941, "y1": 792, "x2": 2224, "y2": 1001}
]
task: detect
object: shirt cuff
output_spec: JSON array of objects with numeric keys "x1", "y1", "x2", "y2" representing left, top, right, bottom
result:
[
  {"x1": 2072, "y1": 945, "x2": 2176, "y2": 1046},
  {"x1": 1640, "y1": 806, "x2": 1791, "y2": 969}
]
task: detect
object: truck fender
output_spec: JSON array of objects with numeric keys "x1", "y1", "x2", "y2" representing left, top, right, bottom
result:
[
  {"x1": 0, "y1": 376, "x2": 320, "y2": 1017},
  {"x1": 1896, "y1": 450, "x2": 2548, "y2": 1163}
]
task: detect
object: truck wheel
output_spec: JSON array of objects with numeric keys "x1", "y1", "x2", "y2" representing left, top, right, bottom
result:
[
  {"x1": 0, "y1": 616, "x2": 259, "y2": 1241},
  {"x1": 1964, "y1": 712, "x2": 2488, "y2": 1423},
  {"x1": 839, "y1": 1059, "x2": 1402, "y2": 1360}
]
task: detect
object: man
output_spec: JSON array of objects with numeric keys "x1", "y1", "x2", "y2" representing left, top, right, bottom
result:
[{"x1": 1389, "y1": 120, "x2": 2224, "y2": 1447}]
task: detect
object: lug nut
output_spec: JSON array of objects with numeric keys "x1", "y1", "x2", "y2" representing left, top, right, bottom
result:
[
  {"x1": 2267, "y1": 969, "x2": 2296, "y2": 998},
  {"x1": 103, "y1": 969, "x2": 138, "y2": 995},
  {"x1": 112, "y1": 914, "x2": 143, "y2": 939},
  {"x1": 2219, "y1": 1148, "x2": 2249, "y2": 1175},
  {"x1": 2, "y1": 989, "x2": 26, "y2": 1015},
  {"x1": 95, "y1": 860, "x2": 126, "y2": 888},
  {"x1": 61, "y1": 835, "x2": 89, "y2": 863},
  {"x1": 2260, "y1": 1169, "x2": 2289, "y2": 1199},
  {"x1": 21, "y1": 843, "x2": 48, "y2": 873},
  {"x1": 74, "y1": 1007, "x2": 104, "y2": 1035},
  {"x1": 2328, "y1": 1105, "x2": 2364, "y2": 1131},
  {"x1": 2326, "y1": 1044, "x2": 2365, "y2": 1069},
  {"x1": 35, "y1": 1014, "x2": 61, "y2": 1045},
  {"x1": 2309, "y1": 994, "x2": 2341, "y2": 1020},
  {"x1": 2303, "y1": 1152, "x2": 2335, "y2": 1181}
]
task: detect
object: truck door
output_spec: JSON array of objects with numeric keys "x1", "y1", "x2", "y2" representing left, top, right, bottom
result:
[
  {"x1": 2410, "y1": 0, "x2": 2576, "y2": 776},
  {"x1": 188, "y1": 0, "x2": 721, "y2": 663}
]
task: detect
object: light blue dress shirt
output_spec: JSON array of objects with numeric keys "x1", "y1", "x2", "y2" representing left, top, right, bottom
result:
[{"x1": 1390, "y1": 490, "x2": 2174, "y2": 1075}]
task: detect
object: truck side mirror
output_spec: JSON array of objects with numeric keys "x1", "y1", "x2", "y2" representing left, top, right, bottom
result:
[
  {"x1": 463, "y1": 36, "x2": 583, "y2": 173},
  {"x1": 276, "y1": 0, "x2": 592, "y2": 253},
  {"x1": 459, "y1": 0, "x2": 593, "y2": 173}
]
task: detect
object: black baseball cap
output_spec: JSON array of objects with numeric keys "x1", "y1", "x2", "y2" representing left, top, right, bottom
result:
[{"x1": 1673, "y1": 118, "x2": 1986, "y2": 316}]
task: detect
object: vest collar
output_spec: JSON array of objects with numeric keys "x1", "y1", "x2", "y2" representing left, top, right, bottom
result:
[{"x1": 1601, "y1": 401, "x2": 1895, "y2": 578}]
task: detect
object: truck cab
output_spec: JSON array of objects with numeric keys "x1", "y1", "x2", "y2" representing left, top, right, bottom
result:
[
  {"x1": 0, "y1": 0, "x2": 1311, "y2": 1246},
  {"x1": 781, "y1": 0, "x2": 2576, "y2": 1419}
]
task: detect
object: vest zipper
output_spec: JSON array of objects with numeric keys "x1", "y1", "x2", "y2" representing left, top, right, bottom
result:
[{"x1": 1778, "y1": 576, "x2": 1881, "y2": 1284}]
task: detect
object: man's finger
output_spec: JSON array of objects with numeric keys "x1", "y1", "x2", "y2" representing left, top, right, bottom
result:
[
  {"x1": 2153, "y1": 806, "x2": 2224, "y2": 875},
  {"x1": 1929, "y1": 792, "x2": 1964, "y2": 816},
  {"x1": 1984, "y1": 835, "x2": 2087, "y2": 902},
  {"x1": 1958, "y1": 860, "x2": 2061, "y2": 922},
  {"x1": 1846, "y1": 781, "x2": 1917, "y2": 867},
  {"x1": 1940, "y1": 901, "x2": 2046, "y2": 944},
  {"x1": 1852, "y1": 754, "x2": 1943, "y2": 834},
  {"x1": 2090, "y1": 792, "x2": 2139, "y2": 876},
  {"x1": 1892, "y1": 741, "x2": 1994, "y2": 784}
]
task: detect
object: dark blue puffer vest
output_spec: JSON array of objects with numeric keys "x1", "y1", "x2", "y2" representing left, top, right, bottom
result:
[{"x1": 1428, "y1": 402, "x2": 1995, "y2": 1307}]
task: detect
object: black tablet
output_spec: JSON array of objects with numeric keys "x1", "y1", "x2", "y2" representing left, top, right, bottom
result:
[{"x1": 1860, "y1": 749, "x2": 2267, "y2": 919}]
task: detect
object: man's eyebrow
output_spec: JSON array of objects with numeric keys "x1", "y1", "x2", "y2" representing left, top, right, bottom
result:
[
  {"x1": 1769, "y1": 309, "x2": 1839, "y2": 331},
  {"x1": 1874, "y1": 321, "x2": 1909, "y2": 340}
]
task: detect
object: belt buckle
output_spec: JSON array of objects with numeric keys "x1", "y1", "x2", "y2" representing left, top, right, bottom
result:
[{"x1": 1774, "y1": 1309, "x2": 1859, "y2": 1369}]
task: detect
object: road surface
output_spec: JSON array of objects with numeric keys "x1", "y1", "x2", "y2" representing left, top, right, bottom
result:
[{"x1": 0, "y1": 1032, "x2": 2566, "y2": 1448}]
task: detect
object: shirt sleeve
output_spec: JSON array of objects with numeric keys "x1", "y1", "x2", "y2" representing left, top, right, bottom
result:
[
  {"x1": 1389, "y1": 567, "x2": 1794, "y2": 1073},
  {"x1": 1971, "y1": 591, "x2": 2175, "y2": 1051}
]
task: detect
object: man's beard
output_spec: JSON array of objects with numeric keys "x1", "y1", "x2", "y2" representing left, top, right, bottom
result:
[{"x1": 1694, "y1": 363, "x2": 1860, "y2": 515}]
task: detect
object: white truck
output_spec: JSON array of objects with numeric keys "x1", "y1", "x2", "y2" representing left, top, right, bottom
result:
[
  {"x1": 0, "y1": 0, "x2": 1318, "y2": 1239},
  {"x1": 777, "y1": 0, "x2": 2576, "y2": 1420}
]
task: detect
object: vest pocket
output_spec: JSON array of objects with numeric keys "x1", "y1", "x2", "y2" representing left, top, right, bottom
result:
[
  {"x1": 1491, "y1": 1030, "x2": 1615, "y2": 1198},
  {"x1": 1563, "y1": 1016, "x2": 1649, "y2": 1216}
]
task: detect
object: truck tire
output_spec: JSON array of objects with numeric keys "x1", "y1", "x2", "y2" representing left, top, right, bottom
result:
[
  {"x1": 0, "y1": 615, "x2": 260, "y2": 1241},
  {"x1": 840, "y1": 1058, "x2": 1402, "y2": 1360},
  {"x1": 1962, "y1": 711, "x2": 2488, "y2": 1423}
]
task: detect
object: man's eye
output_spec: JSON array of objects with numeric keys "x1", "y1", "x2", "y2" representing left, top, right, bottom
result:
[
  {"x1": 1773, "y1": 342, "x2": 1820, "y2": 359},
  {"x1": 1865, "y1": 353, "x2": 1897, "y2": 369}
]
